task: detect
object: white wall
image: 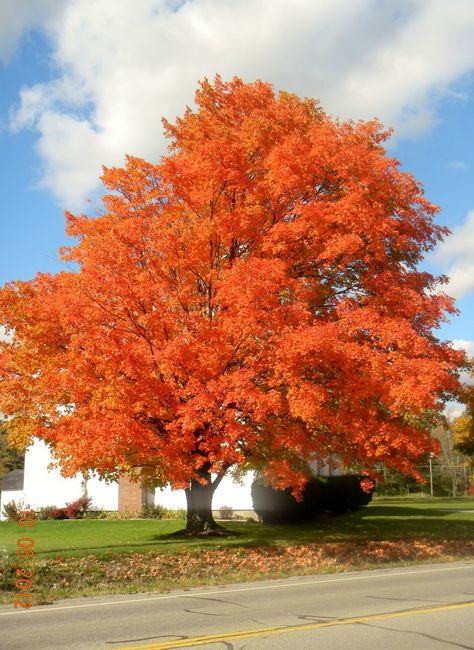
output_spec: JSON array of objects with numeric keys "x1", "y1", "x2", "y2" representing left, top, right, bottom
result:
[
  {"x1": 84, "y1": 475, "x2": 119, "y2": 510},
  {"x1": 23, "y1": 439, "x2": 118, "y2": 510}
]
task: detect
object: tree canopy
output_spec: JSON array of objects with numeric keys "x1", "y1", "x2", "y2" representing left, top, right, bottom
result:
[
  {"x1": 452, "y1": 412, "x2": 474, "y2": 454},
  {"x1": 453, "y1": 381, "x2": 474, "y2": 457},
  {"x1": 0, "y1": 76, "x2": 466, "y2": 532}
]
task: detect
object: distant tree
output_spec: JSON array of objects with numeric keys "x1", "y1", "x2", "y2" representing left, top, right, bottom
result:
[
  {"x1": 450, "y1": 358, "x2": 474, "y2": 465},
  {"x1": 453, "y1": 412, "x2": 474, "y2": 456},
  {"x1": 0, "y1": 76, "x2": 466, "y2": 534},
  {"x1": 0, "y1": 424, "x2": 24, "y2": 480},
  {"x1": 432, "y1": 422, "x2": 471, "y2": 496}
]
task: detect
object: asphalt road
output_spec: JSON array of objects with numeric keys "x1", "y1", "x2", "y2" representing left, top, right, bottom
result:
[{"x1": 1, "y1": 561, "x2": 473, "y2": 649}]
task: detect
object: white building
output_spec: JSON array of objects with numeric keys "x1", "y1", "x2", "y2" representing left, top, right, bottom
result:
[{"x1": 0, "y1": 438, "x2": 255, "y2": 520}]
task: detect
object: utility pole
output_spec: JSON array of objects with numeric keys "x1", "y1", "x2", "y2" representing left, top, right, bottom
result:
[{"x1": 429, "y1": 453, "x2": 434, "y2": 497}]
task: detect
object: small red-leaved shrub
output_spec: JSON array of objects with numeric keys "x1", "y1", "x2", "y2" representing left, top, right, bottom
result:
[
  {"x1": 50, "y1": 508, "x2": 67, "y2": 520},
  {"x1": 64, "y1": 496, "x2": 92, "y2": 519},
  {"x1": 46, "y1": 497, "x2": 92, "y2": 520}
]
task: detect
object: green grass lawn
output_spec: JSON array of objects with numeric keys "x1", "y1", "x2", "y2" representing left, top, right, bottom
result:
[{"x1": 1, "y1": 496, "x2": 473, "y2": 560}]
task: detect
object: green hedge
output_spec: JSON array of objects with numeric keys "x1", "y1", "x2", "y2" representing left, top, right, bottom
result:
[
  {"x1": 251, "y1": 476, "x2": 326, "y2": 524},
  {"x1": 323, "y1": 475, "x2": 373, "y2": 513},
  {"x1": 251, "y1": 474, "x2": 374, "y2": 523}
]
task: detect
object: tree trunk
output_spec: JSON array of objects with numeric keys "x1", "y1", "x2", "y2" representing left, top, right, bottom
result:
[
  {"x1": 184, "y1": 472, "x2": 228, "y2": 535},
  {"x1": 451, "y1": 471, "x2": 458, "y2": 497}
]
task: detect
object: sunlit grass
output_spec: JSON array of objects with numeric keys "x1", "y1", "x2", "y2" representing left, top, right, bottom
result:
[{"x1": 1, "y1": 497, "x2": 473, "y2": 560}]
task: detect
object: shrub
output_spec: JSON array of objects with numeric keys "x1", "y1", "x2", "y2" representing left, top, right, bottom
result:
[
  {"x1": 251, "y1": 479, "x2": 295, "y2": 524},
  {"x1": 140, "y1": 504, "x2": 188, "y2": 519},
  {"x1": 102, "y1": 510, "x2": 141, "y2": 519},
  {"x1": 251, "y1": 476, "x2": 326, "y2": 524},
  {"x1": 251, "y1": 474, "x2": 374, "y2": 523},
  {"x1": 218, "y1": 505, "x2": 233, "y2": 520},
  {"x1": 323, "y1": 475, "x2": 372, "y2": 513},
  {"x1": 83, "y1": 509, "x2": 102, "y2": 519},
  {"x1": 159, "y1": 507, "x2": 187, "y2": 520},
  {"x1": 64, "y1": 496, "x2": 92, "y2": 519},
  {"x1": 50, "y1": 508, "x2": 67, "y2": 520},
  {"x1": 37, "y1": 506, "x2": 58, "y2": 520},
  {"x1": 141, "y1": 504, "x2": 165, "y2": 519},
  {"x1": 1, "y1": 499, "x2": 31, "y2": 522},
  {"x1": 174, "y1": 508, "x2": 187, "y2": 520},
  {"x1": 99, "y1": 506, "x2": 186, "y2": 520}
]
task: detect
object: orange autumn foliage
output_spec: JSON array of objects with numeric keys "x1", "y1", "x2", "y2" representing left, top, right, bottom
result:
[{"x1": 0, "y1": 76, "x2": 466, "y2": 494}]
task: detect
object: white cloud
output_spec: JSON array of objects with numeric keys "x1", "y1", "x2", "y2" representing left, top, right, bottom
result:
[
  {"x1": 448, "y1": 341, "x2": 474, "y2": 388},
  {"x1": 451, "y1": 339, "x2": 474, "y2": 358},
  {"x1": 434, "y1": 211, "x2": 474, "y2": 298},
  {"x1": 447, "y1": 160, "x2": 468, "y2": 171},
  {"x1": 7, "y1": 0, "x2": 474, "y2": 208},
  {"x1": 0, "y1": 0, "x2": 62, "y2": 62}
]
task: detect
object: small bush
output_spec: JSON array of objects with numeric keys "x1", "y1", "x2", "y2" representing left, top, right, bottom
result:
[
  {"x1": 64, "y1": 496, "x2": 92, "y2": 519},
  {"x1": 83, "y1": 509, "x2": 102, "y2": 519},
  {"x1": 96, "y1": 506, "x2": 186, "y2": 520},
  {"x1": 141, "y1": 504, "x2": 166, "y2": 519},
  {"x1": 50, "y1": 508, "x2": 67, "y2": 520},
  {"x1": 37, "y1": 506, "x2": 58, "y2": 520},
  {"x1": 103, "y1": 510, "x2": 141, "y2": 519},
  {"x1": 218, "y1": 505, "x2": 233, "y2": 520},
  {"x1": 157, "y1": 508, "x2": 186, "y2": 520},
  {"x1": 1, "y1": 499, "x2": 32, "y2": 522},
  {"x1": 159, "y1": 507, "x2": 187, "y2": 520},
  {"x1": 174, "y1": 508, "x2": 187, "y2": 520},
  {"x1": 140, "y1": 504, "x2": 188, "y2": 519}
]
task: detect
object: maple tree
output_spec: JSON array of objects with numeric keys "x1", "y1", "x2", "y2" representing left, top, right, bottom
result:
[{"x1": 0, "y1": 76, "x2": 466, "y2": 534}]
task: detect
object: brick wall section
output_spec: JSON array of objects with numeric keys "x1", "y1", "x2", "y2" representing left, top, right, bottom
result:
[{"x1": 118, "y1": 475, "x2": 151, "y2": 512}]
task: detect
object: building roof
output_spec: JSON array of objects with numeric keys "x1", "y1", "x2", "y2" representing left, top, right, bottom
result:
[{"x1": 0, "y1": 469, "x2": 24, "y2": 491}]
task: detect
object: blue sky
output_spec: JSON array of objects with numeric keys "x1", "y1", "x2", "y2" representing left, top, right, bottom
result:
[{"x1": 1, "y1": 0, "x2": 473, "y2": 371}]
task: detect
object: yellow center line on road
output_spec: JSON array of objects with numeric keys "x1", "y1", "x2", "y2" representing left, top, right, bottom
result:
[{"x1": 114, "y1": 600, "x2": 474, "y2": 649}]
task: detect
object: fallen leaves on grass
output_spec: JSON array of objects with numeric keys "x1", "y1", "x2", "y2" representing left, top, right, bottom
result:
[{"x1": 3, "y1": 538, "x2": 472, "y2": 603}]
